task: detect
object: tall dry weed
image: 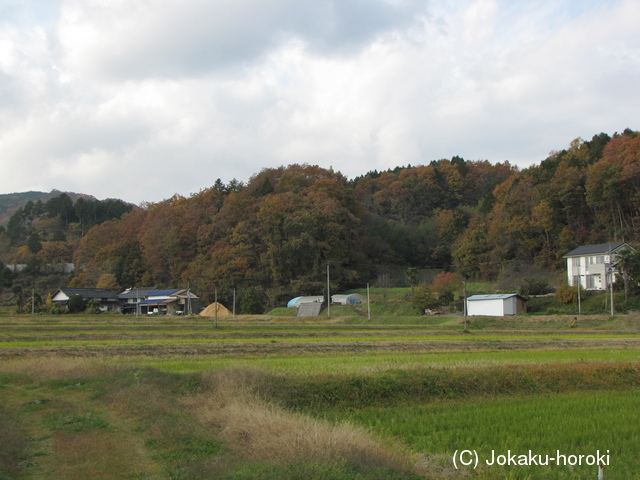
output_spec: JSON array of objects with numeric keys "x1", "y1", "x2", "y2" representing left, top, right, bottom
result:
[{"x1": 183, "y1": 368, "x2": 412, "y2": 472}]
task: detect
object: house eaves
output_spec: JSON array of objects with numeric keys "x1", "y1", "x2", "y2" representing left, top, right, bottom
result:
[{"x1": 563, "y1": 242, "x2": 627, "y2": 258}]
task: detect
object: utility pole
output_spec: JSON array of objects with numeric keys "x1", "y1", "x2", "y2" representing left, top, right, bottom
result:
[
  {"x1": 215, "y1": 287, "x2": 218, "y2": 328},
  {"x1": 233, "y1": 288, "x2": 236, "y2": 321},
  {"x1": 609, "y1": 244, "x2": 614, "y2": 317},
  {"x1": 326, "y1": 263, "x2": 331, "y2": 318},
  {"x1": 367, "y1": 283, "x2": 371, "y2": 321},
  {"x1": 187, "y1": 282, "x2": 191, "y2": 315},
  {"x1": 463, "y1": 280, "x2": 468, "y2": 332},
  {"x1": 577, "y1": 273, "x2": 581, "y2": 315},
  {"x1": 609, "y1": 266, "x2": 615, "y2": 317}
]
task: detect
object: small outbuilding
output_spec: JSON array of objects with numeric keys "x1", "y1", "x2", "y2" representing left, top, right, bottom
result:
[
  {"x1": 287, "y1": 296, "x2": 324, "y2": 308},
  {"x1": 466, "y1": 294, "x2": 526, "y2": 316},
  {"x1": 331, "y1": 293, "x2": 366, "y2": 305}
]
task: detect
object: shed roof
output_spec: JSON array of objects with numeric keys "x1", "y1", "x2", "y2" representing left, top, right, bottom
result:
[
  {"x1": 287, "y1": 296, "x2": 324, "y2": 307},
  {"x1": 563, "y1": 242, "x2": 627, "y2": 258},
  {"x1": 466, "y1": 294, "x2": 524, "y2": 301},
  {"x1": 332, "y1": 294, "x2": 363, "y2": 300}
]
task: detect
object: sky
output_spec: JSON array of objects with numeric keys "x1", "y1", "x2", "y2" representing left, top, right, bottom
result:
[{"x1": 0, "y1": 0, "x2": 638, "y2": 205}]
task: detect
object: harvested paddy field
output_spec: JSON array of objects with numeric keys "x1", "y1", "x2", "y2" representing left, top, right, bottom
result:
[{"x1": 1, "y1": 313, "x2": 639, "y2": 479}]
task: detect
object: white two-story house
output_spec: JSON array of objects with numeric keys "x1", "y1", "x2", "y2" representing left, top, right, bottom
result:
[{"x1": 563, "y1": 242, "x2": 631, "y2": 291}]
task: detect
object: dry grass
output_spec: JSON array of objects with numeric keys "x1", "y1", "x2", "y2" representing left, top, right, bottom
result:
[
  {"x1": 0, "y1": 410, "x2": 29, "y2": 479},
  {"x1": 48, "y1": 430, "x2": 159, "y2": 480},
  {"x1": 183, "y1": 368, "x2": 414, "y2": 472},
  {"x1": 0, "y1": 356, "x2": 115, "y2": 381}
]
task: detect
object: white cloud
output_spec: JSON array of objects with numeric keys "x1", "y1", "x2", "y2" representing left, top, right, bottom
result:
[
  {"x1": 53, "y1": 0, "x2": 425, "y2": 81},
  {"x1": 0, "y1": 0, "x2": 638, "y2": 204}
]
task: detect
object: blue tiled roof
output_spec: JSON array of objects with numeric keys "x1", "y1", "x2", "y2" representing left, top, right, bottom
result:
[{"x1": 149, "y1": 289, "x2": 181, "y2": 296}]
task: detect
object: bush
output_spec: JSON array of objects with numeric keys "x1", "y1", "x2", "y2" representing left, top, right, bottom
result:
[
  {"x1": 519, "y1": 277, "x2": 552, "y2": 296},
  {"x1": 86, "y1": 298, "x2": 102, "y2": 314},
  {"x1": 411, "y1": 284, "x2": 439, "y2": 313},
  {"x1": 68, "y1": 294, "x2": 86, "y2": 313},
  {"x1": 49, "y1": 302, "x2": 64, "y2": 315},
  {"x1": 555, "y1": 284, "x2": 585, "y2": 304},
  {"x1": 240, "y1": 286, "x2": 266, "y2": 314}
]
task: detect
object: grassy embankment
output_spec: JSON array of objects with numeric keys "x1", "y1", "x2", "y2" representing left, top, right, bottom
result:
[{"x1": 1, "y1": 310, "x2": 639, "y2": 479}]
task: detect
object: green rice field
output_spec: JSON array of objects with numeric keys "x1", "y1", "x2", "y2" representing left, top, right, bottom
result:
[{"x1": 1, "y1": 312, "x2": 639, "y2": 479}]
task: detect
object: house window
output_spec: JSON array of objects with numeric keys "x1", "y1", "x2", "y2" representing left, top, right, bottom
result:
[
  {"x1": 572, "y1": 257, "x2": 581, "y2": 267},
  {"x1": 572, "y1": 275, "x2": 580, "y2": 287},
  {"x1": 587, "y1": 275, "x2": 598, "y2": 289},
  {"x1": 596, "y1": 256, "x2": 605, "y2": 264}
]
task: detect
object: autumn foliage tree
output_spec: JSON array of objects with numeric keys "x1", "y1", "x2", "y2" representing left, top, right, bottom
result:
[
  {"x1": 8, "y1": 129, "x2": 639, "y2": 307},
  {"x1": 430, "y1": 272, "x2": 463, "y2": 304}
]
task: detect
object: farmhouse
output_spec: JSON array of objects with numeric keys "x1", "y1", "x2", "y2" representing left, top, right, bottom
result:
[
  {"x1": 50, "y1": 286, "x2": 201, "y2": 315},
  {"x1": 118, "y1": 287, "x2": 157, "y2": 314},
  {"x1": 466, "y1": 294, "x2": 527, "y2": 316},
  {"x1": 51, "y1": 288, "x2": 121, "y2": 313},
  {"x1": 563, "y1": 242, "x2": 632, "y2": 291},
  {"x1": 137, "y1": 289, "x2": 200, "y2": 315}
]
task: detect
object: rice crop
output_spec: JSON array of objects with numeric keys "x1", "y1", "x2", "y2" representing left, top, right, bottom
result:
[
  {"x1": 140, "y1": 348, "x2": 640, "y2": 375},
  {"x1": 2, "y1": 332, "x2": 639, "y2": 348},
  {"x1": 331, "y1": 390, "x2": 640, "y2": 479}
]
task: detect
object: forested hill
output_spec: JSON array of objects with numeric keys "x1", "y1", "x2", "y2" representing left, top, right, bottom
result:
[
  {"x1": 0, "y1": 190, "x2": 100, "y2": 226},
  {"x1": 1, "y1": 129, "x2": 639, "y2": 307}
]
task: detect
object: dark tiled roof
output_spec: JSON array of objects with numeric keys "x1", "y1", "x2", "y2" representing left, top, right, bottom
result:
[
  {"x1": 563, "y1": 242, "x2": 627, "y2": 258},
  {"x1": 59, "y1": 288, "x2": 119, "y2": 300}
]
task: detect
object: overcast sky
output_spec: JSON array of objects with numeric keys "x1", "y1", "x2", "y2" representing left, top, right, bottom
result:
[{"x1": 0, "y1": 0, "x2": 638, "y2": 205}]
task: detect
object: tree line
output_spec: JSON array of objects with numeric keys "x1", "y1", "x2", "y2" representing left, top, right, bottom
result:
[{"x1": 1, "y1": 129, "x2": 639, "y2": 311}]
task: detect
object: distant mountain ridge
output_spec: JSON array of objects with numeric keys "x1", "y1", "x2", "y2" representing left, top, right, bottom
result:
[{"x1": 0, "y1": 190, "x2": 98, "y2": 226}]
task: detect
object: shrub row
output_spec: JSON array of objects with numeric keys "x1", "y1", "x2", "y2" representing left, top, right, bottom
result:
[{"x1": 257, "y1": 362, "x2": 640, "y2": 411}]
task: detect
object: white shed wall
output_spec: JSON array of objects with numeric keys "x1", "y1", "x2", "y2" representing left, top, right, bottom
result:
[
  {"x1": 467, "y1": 299, "x2": 504, "y2": 316},
  {"x1": 503, "y1": 297, "x2": 517, "y2": 315}
]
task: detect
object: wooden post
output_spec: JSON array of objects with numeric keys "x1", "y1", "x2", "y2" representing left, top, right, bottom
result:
[
  {"x1": 599, "y1": 463, "x2": 604, "y2": 480},
  {"x1": 367, "y1": 283, "x2": 371, "y2": 321}
]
